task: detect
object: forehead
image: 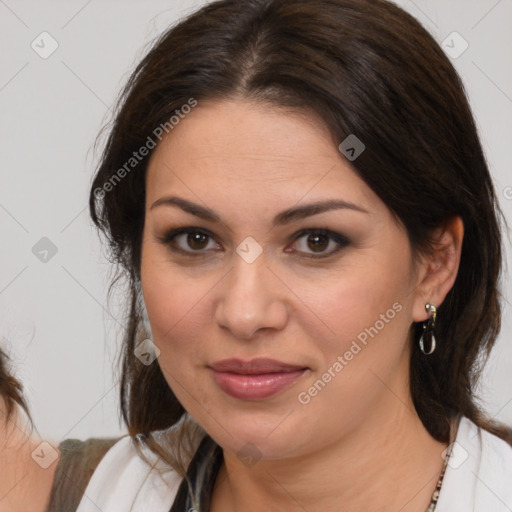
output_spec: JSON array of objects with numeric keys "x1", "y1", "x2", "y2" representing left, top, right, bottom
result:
[{"x1": 145, "y1": 99, "x2": 378, "y2": 212}]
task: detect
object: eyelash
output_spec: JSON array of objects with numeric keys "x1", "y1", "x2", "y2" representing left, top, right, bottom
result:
[{"x1": 157, "y1": 227, "x2": 350, "y2": 259}]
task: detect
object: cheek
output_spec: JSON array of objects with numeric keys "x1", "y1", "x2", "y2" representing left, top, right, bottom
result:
[
  {"x1": 291, "y1": 257, "x2": 413, "y2": 409},
  {"x1": 139, "y1": 241, "x2": 215, "y2": 377},
  {"x1": 296, "y1": 255, "x2": 412, "y2": 353},
  {"x1": 142, "y1": 270, "x2": 212, "y2": 352},
  {"x1": 141, "y1": 267, "x2": 216, "y2": 409},
  {"x1": 292, "y1": 266, "x2": 412, "y2": 435}
]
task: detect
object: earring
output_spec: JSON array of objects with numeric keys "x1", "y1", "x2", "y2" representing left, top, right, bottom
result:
[
  {"x1": 419, "y1": 303, "x2": 437, "y2": 355},
  {"x1": 135, "y1": 279, "x2": 153, "y2": 337}
]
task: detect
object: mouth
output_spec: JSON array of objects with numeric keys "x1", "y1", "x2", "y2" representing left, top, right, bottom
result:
[{"x1": 209, "y1": 358, "x2": 309, "y2": 400}]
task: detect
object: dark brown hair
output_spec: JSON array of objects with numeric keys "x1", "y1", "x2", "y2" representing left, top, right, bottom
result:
[
  {"x1": 89, "y1": 0, "x2": 512, "y2": 457},
  {"x1": 0, "y1": 348, "x2": 29, "y2": 423}
]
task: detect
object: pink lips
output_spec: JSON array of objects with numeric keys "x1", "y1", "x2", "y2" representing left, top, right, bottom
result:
[{"x1": 209, "y1": 358, "x2": 308, "y2": 400}]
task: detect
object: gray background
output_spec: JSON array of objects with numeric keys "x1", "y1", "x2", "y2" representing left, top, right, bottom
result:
[{"x1": 1, "y1": 0, "x2": 511, "y2": 442}]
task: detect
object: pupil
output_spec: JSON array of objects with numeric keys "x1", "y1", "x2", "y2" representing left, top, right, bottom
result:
[
  {"x1": 307, "y1": 233, "x2": 328, "y2": 252},
  {"x1": 188, "y1": 232, "x2": 208, "y2": 250}
]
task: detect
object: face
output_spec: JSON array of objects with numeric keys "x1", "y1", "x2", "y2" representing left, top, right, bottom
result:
[{"x1": 141, "y1": 98, "x2": 426, "y2": 461}]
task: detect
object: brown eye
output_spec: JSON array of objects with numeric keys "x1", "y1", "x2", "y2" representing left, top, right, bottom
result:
[
  {"x1": 289, "y1": 229, "x2": 350, "y2": 258},
  {"x1": 187, "y1": 232, "x2": 209, "y2": 250},
  {"x1": 158, "y1": 227, "x2": 221, "y2": 255},
  {"x1": 306, "y1": 233, "x2": 329, "y2": 252}
]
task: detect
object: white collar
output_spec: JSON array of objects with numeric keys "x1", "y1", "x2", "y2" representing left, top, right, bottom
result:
[
  {"x1": 437, "y1": 416, "x2": 512, "y2": 511},
  {"x1": 77, "y1": 416, "x2": 512, "y2": 512}
]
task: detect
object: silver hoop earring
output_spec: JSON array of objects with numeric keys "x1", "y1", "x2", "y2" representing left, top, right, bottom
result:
[{"x1": 419, "y1": 303, "x2": 437, "y2": 355}]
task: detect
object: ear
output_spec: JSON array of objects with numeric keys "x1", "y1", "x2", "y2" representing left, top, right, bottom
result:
[{"x1": 411, "y1": 216, "x2": 464, "y2": 323}]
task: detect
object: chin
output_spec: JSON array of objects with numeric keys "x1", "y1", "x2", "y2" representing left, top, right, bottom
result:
[{"x1": 195, "y1": 405, "x2": 309, "y2": 460}]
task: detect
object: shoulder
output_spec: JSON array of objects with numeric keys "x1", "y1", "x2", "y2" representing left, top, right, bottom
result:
[
  {"x1": 470, "y1": 418, "x2": 512, "y2": 507},
  {"x1": 458, "y1": 416, "x2": 512, "y2": 474},
  {"x1": 75, "y1": 435, "x2": 185, "y2": 512},
  {"x1": 437, "y1": 416, "x2": 512, "y2": 512},
  {"x1": 45, "y1": 437, "x2": 119, "y2": 512}
]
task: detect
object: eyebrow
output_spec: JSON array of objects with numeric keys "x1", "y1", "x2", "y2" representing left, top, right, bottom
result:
[{"x1": 150, "y1": 196, "x2": 369, "y2": 228}]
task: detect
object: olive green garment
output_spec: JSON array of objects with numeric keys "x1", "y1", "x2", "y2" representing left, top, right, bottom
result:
[{"x1": 45, "y1": 437, "x2": 119, "y2": 512}]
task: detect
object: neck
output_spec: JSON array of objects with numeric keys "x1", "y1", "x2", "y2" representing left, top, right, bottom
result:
[{"x1": 211, "y1": 392, "x2": 448, "y2": 512}]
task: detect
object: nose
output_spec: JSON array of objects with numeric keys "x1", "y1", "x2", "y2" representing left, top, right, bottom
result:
[{"x1": 214, "y1": 253, "x2": 288, "y2": 340}]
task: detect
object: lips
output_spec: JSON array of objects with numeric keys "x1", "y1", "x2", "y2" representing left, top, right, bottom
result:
[
  {"x1": 209, "y1": 357, "x2": 306, "y2": 374},
  {"x1": 209, "y1": 358, "x2": 308, "y2": 400}
]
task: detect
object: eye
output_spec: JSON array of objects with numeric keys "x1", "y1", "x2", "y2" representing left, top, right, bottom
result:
[
  {"x1": 157, "y1": 227, "x2": 349, "y2": 259},
  {"x1": 158, "y1": 227, "x2": 221, "y2": 255},
  {"x1": 287, "y1": 229, "x2": 349, "y2": 258}
]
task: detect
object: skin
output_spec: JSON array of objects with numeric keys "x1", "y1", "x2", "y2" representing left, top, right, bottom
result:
[
  {"x1": 0, "y1": 399, "x2": 58, "y2": 512},
  {"x1": 141, "y1": 98, "x2": 464, "y2": 512}
]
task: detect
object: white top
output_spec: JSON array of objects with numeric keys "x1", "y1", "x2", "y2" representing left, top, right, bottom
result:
[{"x1": 76, "y1": 416, "x2": 512, "y2": 512}]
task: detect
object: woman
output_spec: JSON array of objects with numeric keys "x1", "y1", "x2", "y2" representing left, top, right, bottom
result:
[
  {"x1": 59, "y1": 0, "x2": 512, "y2": 510},
  {"x1": 0, "y1": 349, "x2": 57, "y2": 511},
  {"x1": 1, "y1": 350, "x2": 115, "y2": 512}
]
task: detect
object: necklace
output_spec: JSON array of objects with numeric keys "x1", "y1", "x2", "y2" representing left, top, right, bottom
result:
[
  {"x1": 425, "y1": 416, "x2": 460, "y2": 512},
  {"x1": 424, "y1": 443, "x2": 451, "y2": 511},
  {"x1": 170, "y1": 416, "x2": 462, "y2": 512}
]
